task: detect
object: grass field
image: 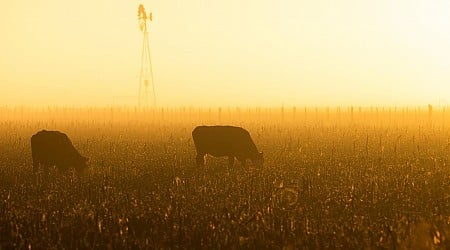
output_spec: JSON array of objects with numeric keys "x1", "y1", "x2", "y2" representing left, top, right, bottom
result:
[{"x1": 1, "y1": 106, "x2": 450, "y2": 249}]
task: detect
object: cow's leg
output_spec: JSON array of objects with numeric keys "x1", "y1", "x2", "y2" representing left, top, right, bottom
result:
[
  {"x1": 238, "y1": 158, "x2": 247, "y2": 167},
  {"x1": 196, "y1": 153, "x2": 206, "y2": 167},
  {"x1": 56, "y1": 164, "x2": 68, "y2": 173},
  {"x1": 228, "y1": 156, "x2": 235, "y2": 167},
  {"x1": 32, "y1": 150, "x2": 39, "y2": 173},
  {"x1": 32, "y1": 159, "x2": 39, "y2": 173},
  {"x1": 42, "y1": 164, "x2": 50, "y2": 173}
]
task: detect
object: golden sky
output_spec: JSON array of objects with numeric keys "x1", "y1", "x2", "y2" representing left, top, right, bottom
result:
[{"x1": 1, "y1": 0, "x2": 449, "y2": 107}]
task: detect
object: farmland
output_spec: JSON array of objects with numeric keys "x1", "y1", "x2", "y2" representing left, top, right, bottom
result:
[{"x1": 1, "y1": 106, "x2": 450, "y2": 249}]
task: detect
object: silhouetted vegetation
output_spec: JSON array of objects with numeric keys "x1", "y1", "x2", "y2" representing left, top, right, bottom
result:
[{"x1": 0, "y1": 106, "x2": 449, "y2": 248}]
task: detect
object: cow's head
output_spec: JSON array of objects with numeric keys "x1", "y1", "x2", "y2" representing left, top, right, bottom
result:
[
  {"x1": 75, "y1": 156, "x2": 89, "y2": 173},
  {"x1": 252, "y1": 151, "x2": 264, "y2": 167}
]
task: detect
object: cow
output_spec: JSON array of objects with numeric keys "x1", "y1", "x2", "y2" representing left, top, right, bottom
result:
[
  {"x1": 31, "y1": 130, "x2": 88, "y2": 173},
  {"x1": 192, "y1": 126, "x2": 263, "y2": 167}
]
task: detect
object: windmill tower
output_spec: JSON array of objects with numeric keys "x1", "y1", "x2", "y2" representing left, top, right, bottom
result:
[{"x1": 138, "y1": 4, "x2": 156, "y2": 108}]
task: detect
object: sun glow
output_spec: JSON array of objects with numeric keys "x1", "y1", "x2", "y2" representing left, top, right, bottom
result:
[{"x1": 0, "y1": 0, "x2": 449, "y2": 107}]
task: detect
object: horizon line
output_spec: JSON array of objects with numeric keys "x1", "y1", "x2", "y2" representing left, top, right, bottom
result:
[{"x1": 0, "y1": 104, "x2": 447, "y2": 110}]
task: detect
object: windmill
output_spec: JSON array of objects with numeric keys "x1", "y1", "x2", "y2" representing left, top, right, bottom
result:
[{"x1": 137, "y1": 4, "x2": 155, "y2": 108}]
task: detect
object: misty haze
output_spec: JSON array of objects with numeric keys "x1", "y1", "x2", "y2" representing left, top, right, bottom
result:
[{"x1": 1, "y1": 0, "x2": 450, "y2": 249}]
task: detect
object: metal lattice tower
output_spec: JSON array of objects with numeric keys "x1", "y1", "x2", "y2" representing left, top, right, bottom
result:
[{"x1": 138, "y1": 4, "x2": 156, "y2": 108}]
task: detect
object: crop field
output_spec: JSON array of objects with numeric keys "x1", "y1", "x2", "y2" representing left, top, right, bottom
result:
[{"x1": 1, "y1": 106, "x2": 450, "y2": 249}]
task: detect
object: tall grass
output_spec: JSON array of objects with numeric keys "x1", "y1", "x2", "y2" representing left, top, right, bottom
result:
[{"x1": 0, "y1": 106, "x2": 449, "y2": 248}]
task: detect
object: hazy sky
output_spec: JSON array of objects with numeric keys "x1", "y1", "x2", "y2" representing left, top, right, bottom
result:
[{"x1": 1, "y1": 0, "x2": 449, "y2": 107}]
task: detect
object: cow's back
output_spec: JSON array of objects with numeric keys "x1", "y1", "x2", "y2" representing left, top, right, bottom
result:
[
  {"x1": 31, "y1": 130, "x2": 73, "y2": 164},
  {"x1": 192, "y1": 126, "x2": 257, "y2": 157}
]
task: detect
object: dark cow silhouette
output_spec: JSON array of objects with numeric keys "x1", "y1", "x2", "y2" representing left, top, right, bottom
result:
[
  {"x1": 192, "y1": 126, "x2": 263, "y2": 167},
  {"x1": 31, "y1": 130, "x2": 88, "y2": 173}
]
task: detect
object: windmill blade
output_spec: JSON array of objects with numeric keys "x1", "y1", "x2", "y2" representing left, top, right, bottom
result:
[
  {"x1": 138, "y1": 4, "x2": 145, "y2": 15},
  {"x1": 138, "y1": 4, "x2": 147, "y2": 19}
]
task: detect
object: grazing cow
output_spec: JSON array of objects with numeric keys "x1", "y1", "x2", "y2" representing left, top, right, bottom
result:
[
  {"x1": 192, "y1": 126, "x2": 263, "y2": 167},
  {"x1": 31, "y1": 130, "x2": 88, "y2": 173}
]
